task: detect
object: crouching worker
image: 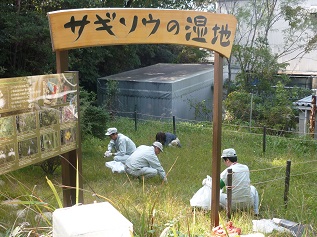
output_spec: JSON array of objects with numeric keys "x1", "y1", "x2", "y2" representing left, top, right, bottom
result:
[
  {"x1": 125, "y1": 142, "x2": 168, "y2": 183},
  {"x1": 155, "y1": 132, "x2": 181, "y2": 147},
  {"x1": 220, "y1": 148, "x2": 259, "y2": 215},
  {"x1": 104, "y1": 127, "x2": 136, "y2": 164}
]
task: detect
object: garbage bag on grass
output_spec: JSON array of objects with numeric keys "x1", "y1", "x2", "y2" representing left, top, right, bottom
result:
[
  {"x1": 105, "y1": 161, "x2": 126, "y2": 173},
  {"x1": 190, "y1": 175, "x2": 212, "y2": 210}
]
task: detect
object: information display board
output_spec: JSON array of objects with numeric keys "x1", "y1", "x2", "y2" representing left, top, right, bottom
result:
[{"x1": 0, "y1": 72, "x2": 78, "y2": 175}]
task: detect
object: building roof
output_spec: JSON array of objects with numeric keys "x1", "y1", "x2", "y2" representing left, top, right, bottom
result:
[
  {"x1": 293, "y1": 95, "x2": 314, "y2": 109},
  {"x1": 99, "y1": 63, "x2": 214, "y2": 83}
]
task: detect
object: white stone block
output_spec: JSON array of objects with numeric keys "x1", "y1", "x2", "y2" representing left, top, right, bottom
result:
[{"x1": 53, "y1": 202, "x2": 133, "y2": 237}]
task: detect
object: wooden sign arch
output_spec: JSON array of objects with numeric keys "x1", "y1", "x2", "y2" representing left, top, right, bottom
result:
[
  {"x1": 47, "y1": 8, "x2": 237, "y2": 227},
  {"x1": 48, "y1": 8, "x2": 237, "y2": 58}
]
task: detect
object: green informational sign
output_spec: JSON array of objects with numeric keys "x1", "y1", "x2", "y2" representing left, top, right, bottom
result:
[{"x1": 0, "y1": 72, "x2": 79, "y2": 175}]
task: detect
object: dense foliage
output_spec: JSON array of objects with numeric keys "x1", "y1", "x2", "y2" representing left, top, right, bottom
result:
[
  {"x1": 0, "y1": 0, "x2": 209, "y2": 92},
  {"x1": 79, "y1": 88, "x2": 109, "y2": 139},
  {"x1": 222, "y1": 0, "x2": 315, "y2": 130},
  {"x1": 0, "y1": 0, "x2": 316, "y2": 133}
]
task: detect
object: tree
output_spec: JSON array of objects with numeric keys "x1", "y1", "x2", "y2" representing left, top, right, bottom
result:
[
  {"x1": 224, "y1": 80, "x2": 311, "y2": 131},
  {"x1": 220, "y1": 0, "x2": 315, "y2": 130},
  {"x1": 0, "y1": 0, "x2": 214, "y2": 92},
  {"x1": 306, "y1": 11, "x2": 317, "y2": 52},
  {"x1": 125, "y1": 0, "x2": 217, "y2": 10},
  {"x1": 263, "y1": 81, "x2": 297, "y2": 132},
  {"x1": 0, "y1": 0, "x2": 55, "y2": 77},
  {"x1": 219, "y1": 0, "x2": 317, "y2": 92},
  {"x1": 224, "y1": 90, "x2": 253, "y2": 123}
]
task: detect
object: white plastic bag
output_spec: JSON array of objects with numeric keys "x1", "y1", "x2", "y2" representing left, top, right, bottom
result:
[
  {"x1": 190, "y1": 175, "x2": 212, "y2": 210},
  {"x1": 105, "y1": 161, "x2": 126, "y2": 173},
  {"x1": 202, "y1": 175, "x2": 212, "y2": 187},
  {"x1": 252, "y1": 219, "x2": 289, "y2": 234}
]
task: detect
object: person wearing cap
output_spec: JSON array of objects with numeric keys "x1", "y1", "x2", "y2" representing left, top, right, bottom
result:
[
  {"x1": 220, "y1": 148, "x2": 259, "y2": 215},
  {"x1": 125, "y1": 142, "x2": 167, "y2": 182},
  {"x1": 104, "y1": 127, "x2": 136, "y2": 164},
  {"x1": 155, "y1": 132, "x2": 181, "y2": 147}
]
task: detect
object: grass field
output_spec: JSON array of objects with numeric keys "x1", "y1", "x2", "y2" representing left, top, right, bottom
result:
[{"x1": 1, "y1": 117, "x2": 316, "y2": 236}]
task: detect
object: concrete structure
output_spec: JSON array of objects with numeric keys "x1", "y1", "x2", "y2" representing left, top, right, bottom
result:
[
  {"x1": 97, "y1": 63, "x2": 215, "y2": 121},
  {"x1": 293, "y1": 95, "x2": 317, "y2": 138}
]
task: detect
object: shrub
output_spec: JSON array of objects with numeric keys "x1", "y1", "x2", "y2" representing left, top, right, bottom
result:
[
  {"x1": 81, "y1": 105, "x2": 109, "y2": 139},
  {"x1": 36, "y1": 156, "x2": 61, "y2": 175},
  {"x1": 224, "y1": 90, "x2": 252, "y2": 121},
  {"x1": 79, "y1": 88, "x2": 109, "y2": 139}
]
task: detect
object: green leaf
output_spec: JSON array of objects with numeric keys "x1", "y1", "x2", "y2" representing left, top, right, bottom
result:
[{"x1": 46, "y1": 176, "x2": 63, "y2": 209}]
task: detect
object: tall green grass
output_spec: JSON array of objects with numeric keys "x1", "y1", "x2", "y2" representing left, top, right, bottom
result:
[{"x1": 1, "y1": 117, "x2": 316, "y2": 236}]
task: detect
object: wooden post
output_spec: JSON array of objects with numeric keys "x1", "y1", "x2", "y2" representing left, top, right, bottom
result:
[
  {"x1": 263, "y1": 126, "x2": 266, "y2": 153},
  {"x1": 56, "y1": 51, "x2": 84, "y2": 207},
  {"x1": 226, "y1": 168, "x2": 232, "y2": 220},
  {"x1": 284, "y1": 160, "x2": 291, "y2": 208},
  {"x1": 211, "y1": 52, "x2": 223, "y2": 228},
  {"x1": 309, "y1": 95, "x2": 316, "y2": 138},
  {"x1": 134, "y1": 104, "x2": 137, "y2": 132},
  {"x1": 249, "y1": 93, "x2": 253, "y2": 132},
  {"x1": 56, "y1": 50, "x2": 68, "y2": 74},
  {"x1": 173, "y1": 116, "x2": 176, "y2": 135}
]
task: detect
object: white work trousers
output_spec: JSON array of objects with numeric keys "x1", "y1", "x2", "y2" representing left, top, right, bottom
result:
[
  {"x1": 125, "y1": 166, "x2": 158, "y2": 179},
  {"x1": 113, "y1": 155, "x2": 130, "y2": 164},
  {"x1": 220, "y1": 185, "x2": 259, "y2": 215}
]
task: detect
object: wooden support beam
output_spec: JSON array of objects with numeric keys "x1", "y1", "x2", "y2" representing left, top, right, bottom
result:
[
  {"x1": 211, "y1": 52, "x2": 223, "y2": 228},
  {"x1": 56, "y1": 52, "x2": 83, "y2": 207}
]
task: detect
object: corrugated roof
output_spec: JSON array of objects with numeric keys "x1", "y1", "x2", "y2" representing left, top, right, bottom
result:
[
  {"x1": 99, "y1": 63, "x2": 214, "y2": 83},
  {"x1": 293, "y1": 95, "x2": 313, "y2": 107}
]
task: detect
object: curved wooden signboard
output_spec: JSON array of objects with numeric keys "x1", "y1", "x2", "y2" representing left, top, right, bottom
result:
[{"x1": 47, "y1": 8, "x2": 237, "y2": 58}]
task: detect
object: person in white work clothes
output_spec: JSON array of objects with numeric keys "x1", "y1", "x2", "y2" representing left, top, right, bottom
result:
[
  {"x1": 125, "y1": 142, "x2": 167, "y2": 182},
  {"x1": 220, "y1": 148, "x2": 259, "y2": 215},
  {"x1": 104, "y1": 127, "x2": 136, "y2": 164}
]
